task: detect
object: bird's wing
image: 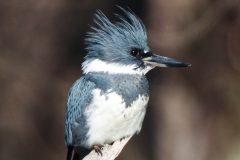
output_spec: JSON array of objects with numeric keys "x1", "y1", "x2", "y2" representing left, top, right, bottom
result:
[{"x1": 65, "y1": 76, "x2": 96, "y2": 146}]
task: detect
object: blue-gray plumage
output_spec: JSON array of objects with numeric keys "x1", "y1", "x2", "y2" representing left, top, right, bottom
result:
[
  {"x1": 85, "y1": 9, "x2": 148, "y2": 66},
  {"x1": 65, "y1": 77, "x2": 95, "y2": 146},
  {"x1": 65, "y1": 7, "x2": 190, "y2": 160}
]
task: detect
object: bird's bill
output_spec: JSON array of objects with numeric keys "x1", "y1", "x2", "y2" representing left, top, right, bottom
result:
[{"x1": 143, "y1": 54, "x2": 191, "y2": 67}]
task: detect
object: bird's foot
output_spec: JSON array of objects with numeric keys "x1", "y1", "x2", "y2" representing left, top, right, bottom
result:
[
  {"x1": 93, "y1": 144, "x2": 103, "y2": 156},
  {"x1": 120, "y1": 137, "x2": 126, "y2": 141}
]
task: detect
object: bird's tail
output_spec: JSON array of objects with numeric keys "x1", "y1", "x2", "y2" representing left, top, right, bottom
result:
[
  {"x1": 66, "y1": 146, "x2": 74, "y2": 160},
  {"x1": 66, "y1": 146, "x2": 91, "y2": 160}
]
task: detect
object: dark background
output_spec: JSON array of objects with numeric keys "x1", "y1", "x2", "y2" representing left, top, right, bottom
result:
[{"x1": 0, "y1": 0, "x2": 240, "y2": 160}]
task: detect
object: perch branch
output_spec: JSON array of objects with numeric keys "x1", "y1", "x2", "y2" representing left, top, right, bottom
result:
[{"x1": 83, "y1": 136, "x2": 132, "y2": 160}]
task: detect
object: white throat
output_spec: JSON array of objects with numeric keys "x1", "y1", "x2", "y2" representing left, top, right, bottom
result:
[{"x1": 82, "y1": 59, "x2": 153, "y2": 75}]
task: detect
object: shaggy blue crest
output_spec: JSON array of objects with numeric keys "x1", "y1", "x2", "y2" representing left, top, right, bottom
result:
[{"x1": 85, "y1": 8, "x2": 149, "y2": 65}]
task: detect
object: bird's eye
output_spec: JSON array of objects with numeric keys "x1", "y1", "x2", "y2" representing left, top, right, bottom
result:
[
  {"x1": 130, "y1": 48, "x2": 140, "y2": 57},
  {"x1": 130, "y1": 48, "x2": 152, "y2": 59}
]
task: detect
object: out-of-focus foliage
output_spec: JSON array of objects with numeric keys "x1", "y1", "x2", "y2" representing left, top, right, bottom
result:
[{"x1": 0, "y1": 0, "x2": 239, "y2": 160}]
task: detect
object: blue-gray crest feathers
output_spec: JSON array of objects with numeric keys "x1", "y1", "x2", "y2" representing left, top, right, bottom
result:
[{"x1": 85, "y1": 8, "x2": 149, "y2": 64}]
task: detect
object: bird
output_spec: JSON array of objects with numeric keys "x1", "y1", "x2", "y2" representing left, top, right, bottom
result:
[{"x1": 65, "y1": 7, "x2": 190, "y2": 160}]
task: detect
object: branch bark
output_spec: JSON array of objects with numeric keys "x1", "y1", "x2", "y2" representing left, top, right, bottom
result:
[{"x1": 83, "y1": 136, "x2": 132, "y2": 160}]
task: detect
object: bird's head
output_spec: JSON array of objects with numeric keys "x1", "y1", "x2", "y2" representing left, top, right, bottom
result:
[{"x1": 82, "y1": 8, "x2": 190, "y2": 75}]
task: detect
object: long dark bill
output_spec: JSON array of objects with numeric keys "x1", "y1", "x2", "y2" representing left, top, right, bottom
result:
[{"x1": 143, "y1": 54, "x2": 191, "y2": 67}]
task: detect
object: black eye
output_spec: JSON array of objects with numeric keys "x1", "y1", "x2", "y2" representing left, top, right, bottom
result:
[
  {"x1": 130, "y1": 48, "x2": 140, "y2": 57},
  {"x1": 130, "y1": 48, "x2": 152, "y2": 58}
]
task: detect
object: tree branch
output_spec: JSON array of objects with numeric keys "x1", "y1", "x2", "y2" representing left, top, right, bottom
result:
[{"x1": 83, "y1": 136, "x2": 132, "y2": 160}]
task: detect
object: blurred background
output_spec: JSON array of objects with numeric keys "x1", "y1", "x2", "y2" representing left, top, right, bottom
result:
[{"x1": 0, "y1": 0, "x2": 240, "y2": 160}]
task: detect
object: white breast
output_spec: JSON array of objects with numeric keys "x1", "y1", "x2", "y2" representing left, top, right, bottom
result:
[{"x1": 84, "y1": 89, "x2": 149, "y2": 147}]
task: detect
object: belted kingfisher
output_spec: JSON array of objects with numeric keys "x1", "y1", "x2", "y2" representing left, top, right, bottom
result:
[{"x1": 65, "y1": 8, "x2": 190, "y2": 160}]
